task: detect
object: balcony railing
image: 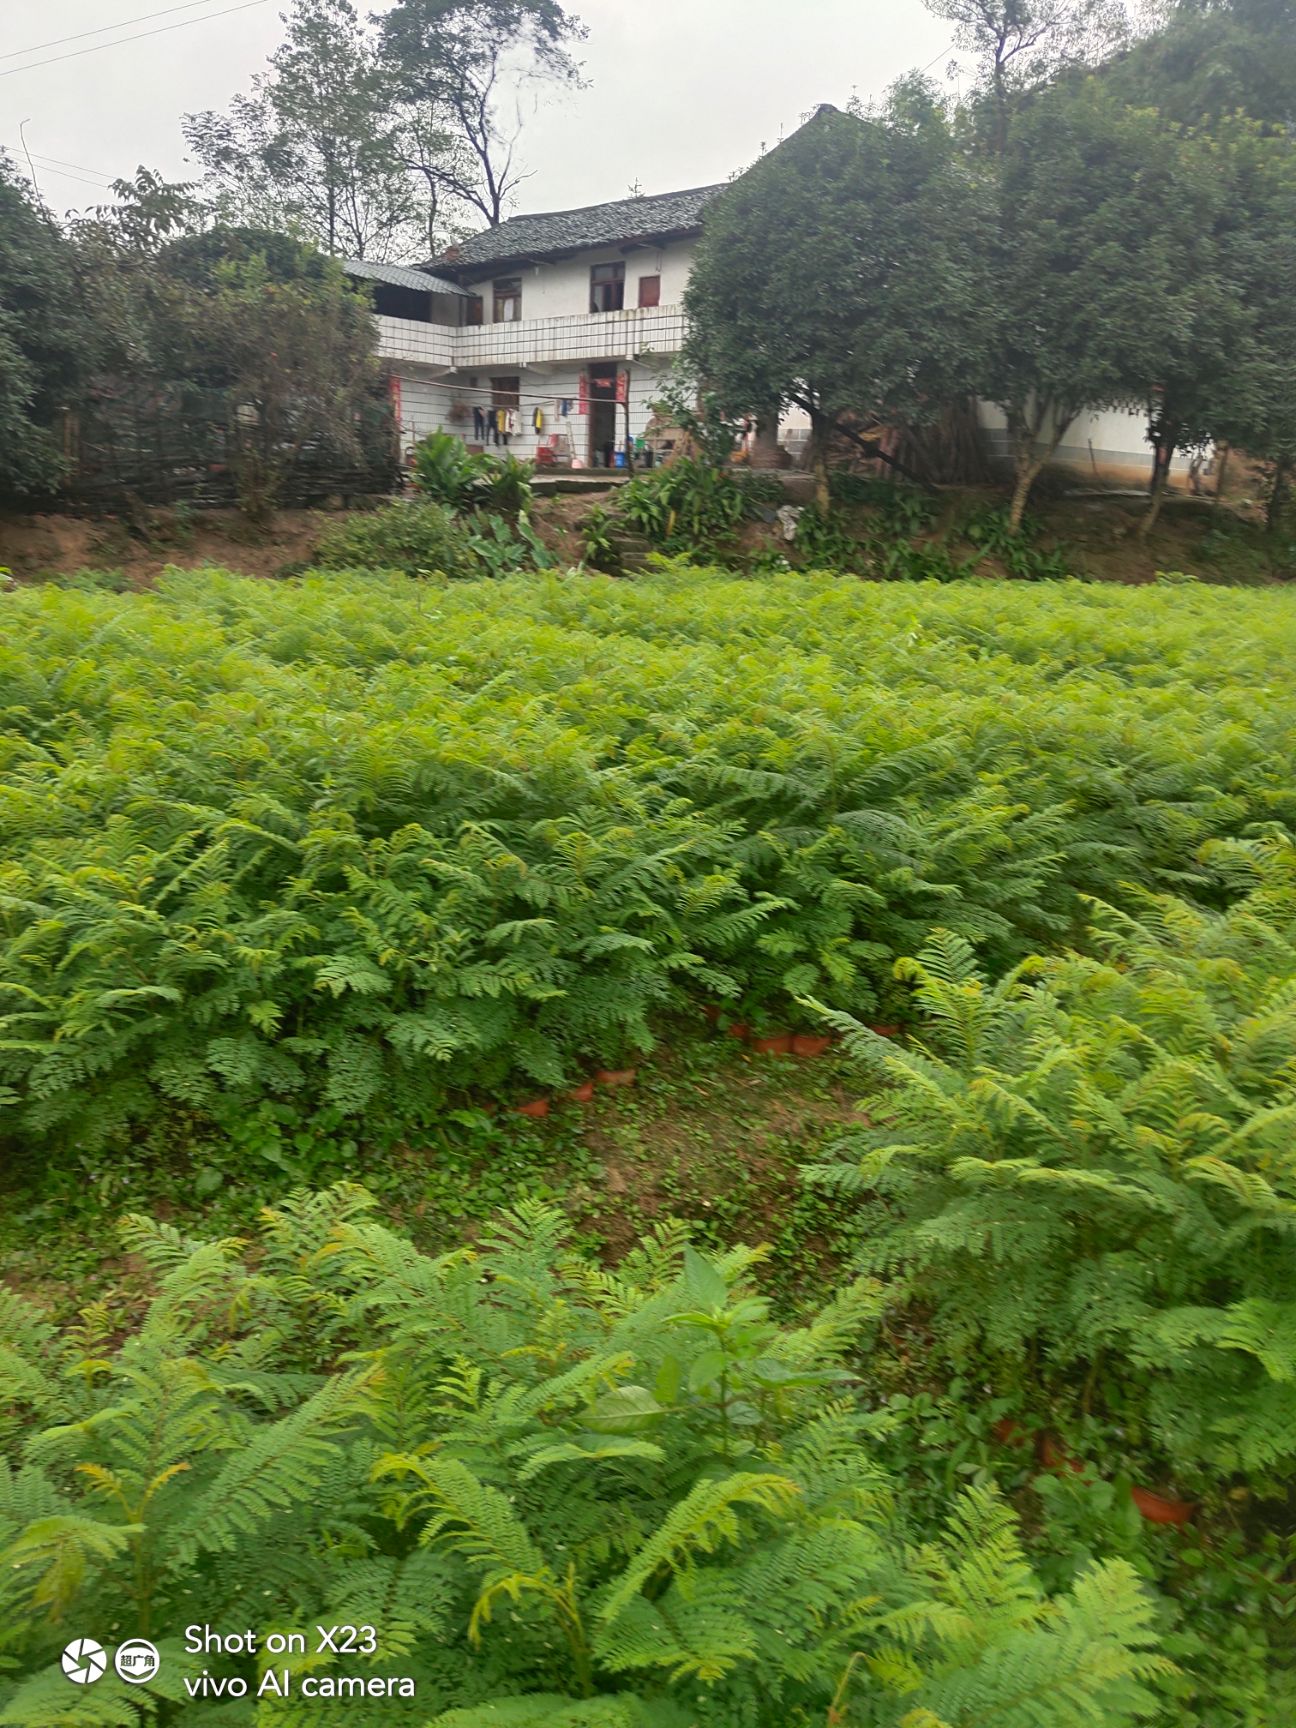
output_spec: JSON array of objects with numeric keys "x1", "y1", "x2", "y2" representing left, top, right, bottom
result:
[{"x1": 375, "y1": 305, "x2": 687, "y2": 372}]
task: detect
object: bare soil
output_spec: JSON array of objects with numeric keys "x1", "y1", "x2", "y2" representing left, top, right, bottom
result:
[{"x1": 0, "y1": 507, "x2": 333, "y2": 584}]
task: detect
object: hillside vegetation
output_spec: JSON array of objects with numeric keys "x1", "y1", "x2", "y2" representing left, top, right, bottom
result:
[{"x1": 2, "y1": 564, "x2": 1293, "y2": 1725}]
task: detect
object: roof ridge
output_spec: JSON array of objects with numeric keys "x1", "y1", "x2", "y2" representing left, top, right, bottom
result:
[{"x1": 489, "y1": 181, "x2": 727, "y2": 226}]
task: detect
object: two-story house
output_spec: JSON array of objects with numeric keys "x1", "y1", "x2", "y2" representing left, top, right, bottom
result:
[
  {"x1": 348, "y1": 135, "x2": 1186, "y2": 488},
  {"x1": 348, "y1": 184, "x2": 721, "y2": 470}
]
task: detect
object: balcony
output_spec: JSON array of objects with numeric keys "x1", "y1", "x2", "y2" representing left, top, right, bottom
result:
[
  {"x1": 375, "y1": 314, "x2": 456, "y2": 371},
  {"x1": 375, "y1": 305, "x2": 687, "y2": 373}
]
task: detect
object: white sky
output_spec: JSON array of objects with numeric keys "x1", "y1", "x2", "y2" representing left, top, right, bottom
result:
[{"x1": 1, "y1": 0, "x2": 957, "y2": 237}]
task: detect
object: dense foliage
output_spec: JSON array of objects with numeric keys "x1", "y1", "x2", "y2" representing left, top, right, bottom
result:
[
  {"x1": 315, "y1": 497, "x2": 476, "y2": 576},
  {"x1": 0, "y1": 1188, "x2": 1169, "y2": 1726},
  {"x1": 810, "y1": 830, "x2": 1296, "y2": 1485},
  {"x1": 685, "y1": 0, "x2": 1296, "y2": 528},
  {"x1": 2, "y1": 568, "x2": 1294, "y2": 1164}
]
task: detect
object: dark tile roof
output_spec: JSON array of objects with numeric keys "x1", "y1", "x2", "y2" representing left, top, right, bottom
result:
[{"x1": 431, "y1": 183, "x2": 726, "y2": 277}]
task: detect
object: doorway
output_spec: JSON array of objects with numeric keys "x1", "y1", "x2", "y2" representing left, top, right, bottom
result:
[{"x1": 588, "y1": 363, "x2": 620, "y2": 468}]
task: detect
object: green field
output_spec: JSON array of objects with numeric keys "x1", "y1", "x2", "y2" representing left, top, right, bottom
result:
[{"x1": 1, "y1": 565, "x2": 1292, "y2": 1726}]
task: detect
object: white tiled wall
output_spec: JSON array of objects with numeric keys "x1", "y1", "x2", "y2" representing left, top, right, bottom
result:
[{"x1": 412, "y1": 360, "x2": 674, "y2": 466}]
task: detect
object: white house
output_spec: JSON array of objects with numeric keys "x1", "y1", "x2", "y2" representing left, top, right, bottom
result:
[
  {"x1": 346, "y1": 184, "x2": 719, "y2": 471},
  {"x1": 347, "y1": 146, "x2": 1171, "y2": 485}
]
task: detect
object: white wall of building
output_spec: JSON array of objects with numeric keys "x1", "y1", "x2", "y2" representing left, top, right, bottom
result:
[
  {"x1": 976, "y1": 401, "x2": 1198, "y2": 479},
  {"x1": 375, "y1": 239, "x2": 1184, "y2": 483},
  {"x1": 402, "y1": 360, "x2": 674, "y2": 467},
  {"x1": 465, "y1": 240, "x2": 696, "y2": 323}
]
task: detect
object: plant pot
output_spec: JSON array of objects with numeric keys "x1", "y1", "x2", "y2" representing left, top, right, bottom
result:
[
  {"x1": 562, "y1": 1080, "x2": 596, "y2": 1103},
  {"x1": 791, "y1": 1033, "x2": 832, "y2": 1058},
  {"x1": 1131, "y1": 1485, "x2": 1195, "y2": 1526},
  {"x1": 725, "y1": 1022, "x2": 751, "y2": 1040},
  {"x1": 702, "y1": 1004, "x2": 722, "y2": 1024},
  {"x1": 868, "y1": 1023, "x2": 901, "y2": 1038},
  {"x1": 514, "y1": 1096, "x2": 550, "y2": 1118},
  {"x1": 595, "y1": 1067, "x2": 638, "y2": 1087},
  {"x1": 749, "y1": 1032, "x2": 793, "y2": 1055}
]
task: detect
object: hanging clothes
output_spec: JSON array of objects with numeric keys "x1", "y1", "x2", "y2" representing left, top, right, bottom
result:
[
  {"x1": 533, "y1": 407, "x2": 545, "y2": 434},
  {"x1": 472, "y1": 405, "x2": 485, "y2": 441}
]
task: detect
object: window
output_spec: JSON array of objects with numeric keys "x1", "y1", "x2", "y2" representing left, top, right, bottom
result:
[
  {"x1": 637, "y1": 275, "x2": 661, "y2": 308},
  {"x1": 490, "y1": 376, "x2": 520, "y2": 411},
  {"x1": 493, "y1": 277, "x2": 522, "y2": 322},
  {"x1": 464, "y1": 295, "x2": 484, "y2": 327},
  {"x1": 590, "y1": 261, "x2": 625, "y2": 313}
]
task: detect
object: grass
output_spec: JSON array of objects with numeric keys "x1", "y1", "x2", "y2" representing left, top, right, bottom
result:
[{"x1": 0, "y1": 1019, "x2": 866, "y2": 1322}]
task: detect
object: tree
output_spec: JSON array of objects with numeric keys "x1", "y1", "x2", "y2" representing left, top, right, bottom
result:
[
  {"x1": 186, "y1": 243, "x2": 382, "y2": 520},
  {"x1": 980, "y1": 79, "x2": 1211, "y2": 529},
  {"x1": 0, "y1": 159, "x2": 92, "y2": 502},
  {"x1": 683, "y1": 96, "x2": 993, "y2": 507},
  {"x1": 926, "y1": 0, "x2": 1129, "y2": 155},
  {"x1": 185, "y1": 0, "x2": 427, "y2": 259},
  {"x1": 1217, "y1": 125, "x2": 1296, "y2": 530},
  {"x1": 379, "y1": 0, "x2": 586, "y2": 228},
  {"x1": 1105, "y1": 0, "x2": 1296, "y2": 130}
]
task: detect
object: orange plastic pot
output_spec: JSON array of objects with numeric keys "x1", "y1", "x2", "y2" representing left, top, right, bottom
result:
[
  {"x1": 791, "y1": 1033, "x2": 833, "y2": 1058},
  {"x1": 514, "y1": 1096, "x2": 551, "y2": 1118},
  {"x1": 563, "y1": 1080, "x2": 596, "y2": 1103},
  {"x1": 868, "y1": 1023, "x2": 901, "y2": 1038},
  {"x1": 749, "y1": 1032, "x2": 793, "y2": 1055},
  {"x1": 1131, "y1": 1485, "x2": 1195, "y2": 1526},
  {"x1": 595, "y1": 1067, "x2": 638, "y2": 1087},
  {"x1": 702, "y1": 1005, "x2": 722, "y2": 1024},
  {"x1": 725, "y1": 1022, "x2": 751, "y2": 1040}
]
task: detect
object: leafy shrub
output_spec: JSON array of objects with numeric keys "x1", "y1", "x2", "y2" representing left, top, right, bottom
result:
[
  {"x1": 620, "y1": 458, "x2": 747, "y2": 552},
  {"x1": 793, "y1": 504, "x2": 862, "y2": 569},
  {"x1": 0, "y1": 1187, "x2": 1168, "y2": 1727},
  {"x1": 808, "y1": 830, "x2": 1296, "y2": 1485},
  {"x1": 962, "y1": 505, "x2": 1073, "y2": 580},
  {"x1": 731, "y1": 470, "x2": 787, "y2": 511},
  {"x1": 2, "y1": 568, "x2": 1295, "y2": 1156},
  {"x1": 314, "y1": 498, "x2": 474, "y2": 577},
  {"x1": 867, "y1": 539, "x2": 969, "y2": 582},
  {"x1": 464, "y1": 511, "x2": 555, "y2": 578},
  {"x1": 581, "y1": 502, "x2": 621, "y2": 572},
  {"x1": 413, "y1": 431, "x2": 535, "y2": 516}
]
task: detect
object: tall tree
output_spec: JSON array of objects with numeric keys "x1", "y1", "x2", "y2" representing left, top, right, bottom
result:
[
  {"x1": 185, "y1": 0, "x2": 427, "y2": 259},
  {"x1": 1106, "y1": 0, "x2": 1296, "y2": 128},
  {"x1": 980, "y1": 78, "x2": 1211, "y2": 528},
  {"x1": 926, "y1": 0, "x2": 1129, "y2": 154},
  {"x1": 379, "y1": 0, "x2": 586, "y2": 228},
  {"x1": 0, "y1": 159, "x2": 93, "y2": 501},
  {"x1": 683, "y1": 95, "x2": 993, "y2": 506},
  {"x1": 1217, "y1": 123, "x2": 1296, "y2": 529}
]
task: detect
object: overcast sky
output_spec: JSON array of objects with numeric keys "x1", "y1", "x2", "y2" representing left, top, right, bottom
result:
[{"x1": 1, "y1": 0, "x2": 957, "y2": 236}]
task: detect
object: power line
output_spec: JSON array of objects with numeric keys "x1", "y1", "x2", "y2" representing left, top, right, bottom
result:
[
  {"x1": 26, "y1": 163, "x2": 114, "y2": 191},
  {"x1": 0, "y1": 0, "x2": 273, "y2": 79},
  {"x1": 918, "y1": 40, "x2": 959, "y2": 76},
  {"x1": 1, "y1": 142, "x2": 113, "y2": 180},
  {"x1": 1, "y1": 0, "x2": 235, "y2": 64}
]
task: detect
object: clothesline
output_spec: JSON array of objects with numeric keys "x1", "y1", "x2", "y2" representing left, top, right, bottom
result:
[{"x1": 409, "y1": 379, "x2": 633, "y2": 409}]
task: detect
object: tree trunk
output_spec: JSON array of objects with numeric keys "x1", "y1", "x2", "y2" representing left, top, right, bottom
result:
[
  {"x1": 1268, "y1": 455, "x2": 1292, "y2": 533},
  {"x1": 1007, "y1": 460, "x2": 1039, "y2": 534},
  {"x1": 1139, "y1": 435, "x2": 1177, "y2": 541},
  {"x1": 810, "y1": 414, "x2": 830, "y2": 512},
  {"x1": 1005, "y1": 402, "x2": 1073, "y2": 532}
]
